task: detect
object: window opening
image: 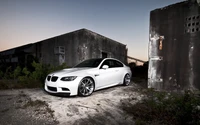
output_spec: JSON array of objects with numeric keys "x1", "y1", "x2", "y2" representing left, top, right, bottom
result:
[{"x1": 102, "y1": 52, "x2": 107, "y2": 58}]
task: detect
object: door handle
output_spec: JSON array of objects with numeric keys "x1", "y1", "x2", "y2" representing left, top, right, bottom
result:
[{"x1": 95, "y1": 74, "x2": 99, "y2": 77}]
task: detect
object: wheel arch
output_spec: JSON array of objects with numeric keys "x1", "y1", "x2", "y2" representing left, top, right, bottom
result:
[
  {"x1": 77, "y1": 76, "x2": 96, "y2": 97},
  {"x1": 122, "y1": 72, "x2": 130, "y2": 83},
  {"x1": 80, "y1": 76, "x2": 96, "y2": 89}
]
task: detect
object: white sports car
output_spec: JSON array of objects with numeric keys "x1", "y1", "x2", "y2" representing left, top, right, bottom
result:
[{"x1": 44, "y1": 58, "x2": 132, "y2": 96}]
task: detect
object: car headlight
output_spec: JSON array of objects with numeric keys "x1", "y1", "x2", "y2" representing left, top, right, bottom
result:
[{"x1": 60, "y1": 76, "x2": 77, "y2": 81}]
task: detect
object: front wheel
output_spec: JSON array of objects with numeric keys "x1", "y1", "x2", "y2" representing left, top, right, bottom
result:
[
  {"x1": 123, "y1": 74, "x2": 131, "y2": 86},
  {"x1": 78, "y1": 77, "x2": 95, "y2": 97}
]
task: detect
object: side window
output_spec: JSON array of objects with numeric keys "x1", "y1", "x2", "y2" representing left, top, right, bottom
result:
[
  {"x1": 100, "y1": 59, "x2": 123, "y2": 68},
  {"x1": 100, "y1": 60, "x2": 114, "y2": 68},
  {"x1": 113, "y1": 60, "x2": 124, "y2": 67},
  {"x1": 100, "y1": 60, "x2": 110, "y2": 68},
  {"x1": 108, "y1": 60, "x2": 115, "y2": 68}
]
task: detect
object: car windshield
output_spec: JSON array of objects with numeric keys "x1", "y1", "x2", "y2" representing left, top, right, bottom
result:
[{"x1": 75, "y1": 58, "x2": 103, "y2": 68}]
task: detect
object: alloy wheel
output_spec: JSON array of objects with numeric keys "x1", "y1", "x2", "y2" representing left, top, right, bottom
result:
[
  {"x1": 78, "y1": 77, "x2": 94, "y2": 96},
  {"x1": 124, "y1": 74, "x2": 131, "y2": 86}
]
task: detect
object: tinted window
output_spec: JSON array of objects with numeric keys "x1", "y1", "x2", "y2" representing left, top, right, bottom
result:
[
  {"x1": 113, "y1": 60, "x2": 123, "y2": 67},
  {"x1": 100, "y1": 59, "x2": 123, "y2": 68},
  {"x1": 75, "y1": 58, "x2": 103, "y2": 68}
]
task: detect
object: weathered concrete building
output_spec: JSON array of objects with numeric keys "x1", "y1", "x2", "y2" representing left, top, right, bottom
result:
[
  {"x1": 0, "y1": 29, "x2": 127, "y2": 70},
  {"x1": 148, "y1": 0, "x2": 200, "y2": 91}
]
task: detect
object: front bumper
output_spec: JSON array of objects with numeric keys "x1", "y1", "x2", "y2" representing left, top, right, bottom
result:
[{"x1": 44, "y1": 76, "x2": 83, "y2": 96}]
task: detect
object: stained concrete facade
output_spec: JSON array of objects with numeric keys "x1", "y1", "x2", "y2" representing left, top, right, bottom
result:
[
  {"x1": 0, "y1": 29, "x2": 127, "y2": 70},
  {"x1": 149, "y1": 0, "x2": 200, "y2": 91}
]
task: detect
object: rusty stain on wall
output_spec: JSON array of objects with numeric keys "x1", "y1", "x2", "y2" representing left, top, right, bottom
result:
[
  {"x1": 159, "y1": 36, "x2": 164, "y2": 50},
  {"x1": 148, "y1": 30, "x2": 164, "y2": 89}
]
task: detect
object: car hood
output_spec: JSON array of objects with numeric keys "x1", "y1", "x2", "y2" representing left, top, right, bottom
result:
[{"x1": 49, "y1": 68, "x2": 96, "y2": 77}]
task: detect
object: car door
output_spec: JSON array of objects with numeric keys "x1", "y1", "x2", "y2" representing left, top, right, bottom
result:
[
  {"x1": 112, "y1": 60, "x2": 124, "y2": 83},
  {"x1": 96, "y1": 59, "x2": 118, "y2": 89}
]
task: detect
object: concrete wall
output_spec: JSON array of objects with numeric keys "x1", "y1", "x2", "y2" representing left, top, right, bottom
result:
[
  {"x1": 35, "y1": 29, "x2": 127, "y2": 67},
  {"x1": 149, "y1": 0, "x2": 200, "y2": 91},
  {"x1": 0, "y1": 29, "x2": 127, "y2": 70}
]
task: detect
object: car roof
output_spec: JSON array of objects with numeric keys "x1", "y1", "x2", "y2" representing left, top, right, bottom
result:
[{"x1": 85, "y1": 58, "x2": 124, "y2": 64}]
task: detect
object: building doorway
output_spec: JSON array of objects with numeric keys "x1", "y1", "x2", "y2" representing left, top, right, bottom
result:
[{"x1": 102, "y1": 52, "x2": 108, "y2": 58}]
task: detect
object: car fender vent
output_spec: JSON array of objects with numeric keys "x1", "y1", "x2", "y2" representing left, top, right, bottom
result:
[
  {"x1": 47, "y1": 86, "x2": 57, "y2": 92},
  {"x1": 62, "y1": 88, "x2": 70, "y2": 91}
]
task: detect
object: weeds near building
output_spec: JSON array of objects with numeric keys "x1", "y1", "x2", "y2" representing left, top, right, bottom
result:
[
  {"x1": 122, "y1": 89, "x2": 200, "y2": 125},
  {"x1": 0, "y1": 61, "x2": 69, "y2": 89}
]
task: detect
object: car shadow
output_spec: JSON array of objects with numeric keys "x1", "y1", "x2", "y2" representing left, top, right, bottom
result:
[
  {"x1": 42, "y1": 82, "x2": 134, "y2": 98},
  {"x1": 42, "y1": 88, "x2": 77, "y2": 98}
]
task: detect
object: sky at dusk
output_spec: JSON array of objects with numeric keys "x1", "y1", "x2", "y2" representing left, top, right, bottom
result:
[{"x1": 0, "y1": 0, "x2": 183, "y2": 61}]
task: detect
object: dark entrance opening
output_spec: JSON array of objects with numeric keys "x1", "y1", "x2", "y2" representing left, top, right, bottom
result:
[{"x1": 102, "y1": 52, "x2": 107, "y2": 58}]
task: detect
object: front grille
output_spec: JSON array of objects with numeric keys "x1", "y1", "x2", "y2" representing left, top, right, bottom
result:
[
  {"x1": 51, "y1": 76, "x2": 58, "y2": 82},
  {"x1": 47, "y1": 86, "x2": 57, "y2": 92},
  {"x1": 47, "y1": 76, "x2": 51, "y2": 81}
]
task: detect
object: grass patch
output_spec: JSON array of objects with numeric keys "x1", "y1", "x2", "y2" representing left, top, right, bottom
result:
[
  {"x1": 0, "y1": 62, "x2": 69, "y2": 89},
  {"x1": 23, "y1": 99, "x2": 47, "y2": 108},
  {"x1": 132, "y1": 77, "x2": 147, "y2": 88},
  {"x1": 122, "y1": 90, "x2": 200, "y2": 125},
  {"x1": 23, "y1": 99, "x2": 54, "y2": 118}
]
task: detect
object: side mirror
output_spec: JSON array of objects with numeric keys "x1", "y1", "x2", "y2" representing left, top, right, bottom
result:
[{"x1": 102, "y1": 65, "x2": 109, "y2": 69}]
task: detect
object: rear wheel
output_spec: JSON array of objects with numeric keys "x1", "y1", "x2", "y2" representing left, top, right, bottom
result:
[
  {"x1": 78, "y1": 77, "x2": 95, "y2": 97},
  {"x1": 123, "y1": 74, "x2": 131, "y2": 86}
]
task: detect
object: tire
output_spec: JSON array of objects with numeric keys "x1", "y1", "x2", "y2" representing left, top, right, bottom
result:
[
  {"x1": 78, "y1": 77, "x2": 95, "y2": 97},
  {"x1": 123, "y1": 74, "x2": 131, "y2": 86}
]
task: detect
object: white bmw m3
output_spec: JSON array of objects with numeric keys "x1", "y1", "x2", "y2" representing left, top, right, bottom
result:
[{"x1": 44, "y1": 58, "x2": 132, "y2": 96}]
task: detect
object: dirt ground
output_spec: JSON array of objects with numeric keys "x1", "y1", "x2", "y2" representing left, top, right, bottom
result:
[{"x1": 0, "y1": 82, "x2": 145, "y2": 125}]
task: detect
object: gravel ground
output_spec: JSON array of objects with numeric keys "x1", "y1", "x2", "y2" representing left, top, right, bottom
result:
[
  {"x1": 0, "y1": 90, "x2": 58, "y2": 125},
  {"x1": 0, "y1": 82, "x2": 145, "y2": 125}
]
